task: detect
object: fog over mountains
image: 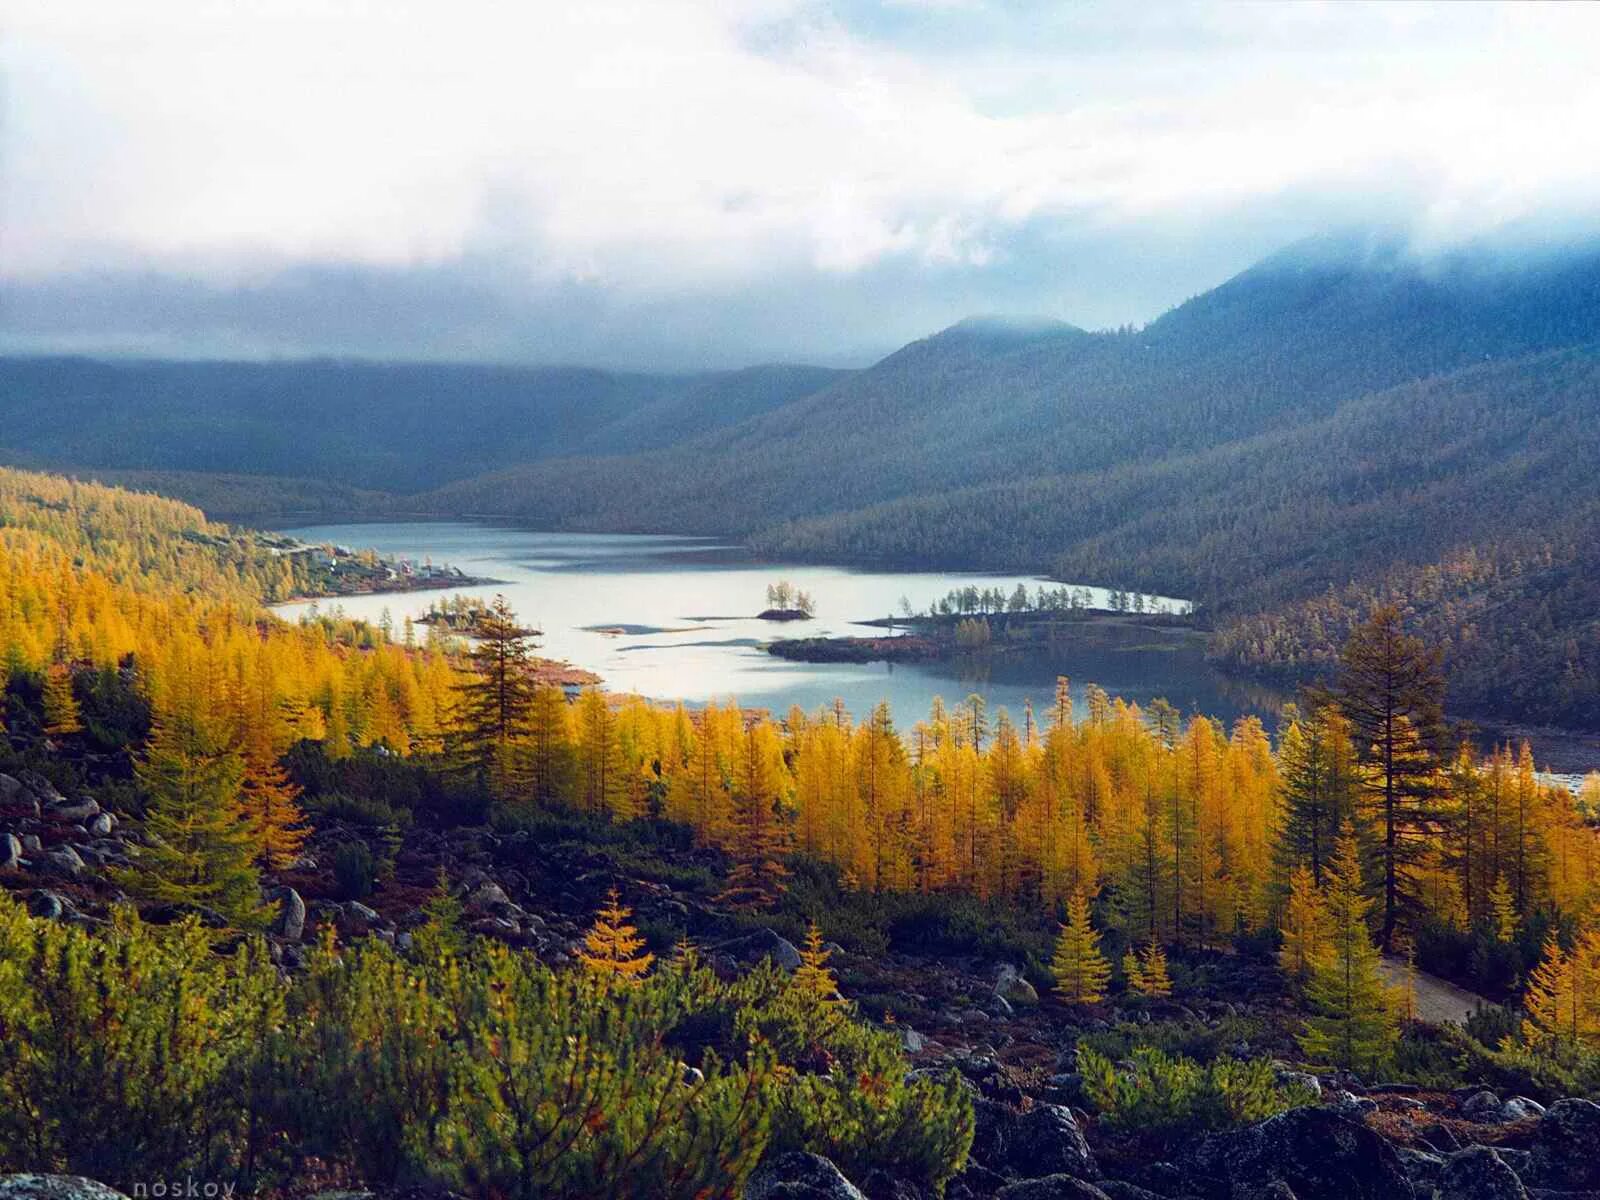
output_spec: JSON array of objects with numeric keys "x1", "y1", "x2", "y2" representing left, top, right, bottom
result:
[{"x1": 4, "y1": 228, "x2": 1599, "y2": 720}]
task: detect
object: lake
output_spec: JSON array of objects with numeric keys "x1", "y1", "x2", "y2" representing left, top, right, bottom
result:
[{"x1": 274, "y1": 522, "x2": 1283, "y2": 731}]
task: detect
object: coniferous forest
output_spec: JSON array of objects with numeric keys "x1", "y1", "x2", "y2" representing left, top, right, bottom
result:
[
  {"x1": 1, "y1": 466, "x2": 1598, "y2": 1199},
  {"x1": 8, "y1": 8, "x2": 1600, "y2": 1198}
]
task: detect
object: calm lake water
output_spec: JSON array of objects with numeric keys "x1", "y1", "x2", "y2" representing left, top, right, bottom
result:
[{"x1": 274, "y1": 522, "x2": 1283, "y2": 730}]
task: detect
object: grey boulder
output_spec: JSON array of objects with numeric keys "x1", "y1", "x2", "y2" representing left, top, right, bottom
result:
[
  {"x1": 1435, "y1": 1146, "x2": 1527, "y2": 1200},
  {"x1": 0, "y1": 1178, "x2": 128, "y2": 1200},
  {"x1": 745, "y1": 1152, "x2": 866, "y2": 1200}
]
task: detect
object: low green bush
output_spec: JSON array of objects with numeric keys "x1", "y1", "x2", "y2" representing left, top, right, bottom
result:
[
  {"x1": 0, "y1": 892, "x2": 973, "y2": 1198},
  {"x1": 1078, "y1": 1045, "x2": 1315, "y2": 1134}
]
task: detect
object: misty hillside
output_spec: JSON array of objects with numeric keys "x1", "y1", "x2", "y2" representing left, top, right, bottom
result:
[
  {"x1": 417, "y1": 232, "x2": 1600, "y2": 554},
  {"x1": 0, "y1": 357, "x2": 846, "y2": 495}
]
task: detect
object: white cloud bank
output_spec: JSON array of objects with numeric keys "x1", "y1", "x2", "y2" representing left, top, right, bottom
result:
[{"x1": 3, "y1": 0, "x2": 1600, "y2": 363}]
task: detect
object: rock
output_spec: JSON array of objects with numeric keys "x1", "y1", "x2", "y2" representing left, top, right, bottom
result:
[
  {"x1": 18, "y1": 772, "x2": 65, "y2": 807},
  {"x1": 48, "y1": 799, "x2": 98, "y2": 823},
  {"x1": 344, "y1": 901, "x2": 382, "y2": 924},
  {"x1": 714, "y1": 928, "x2": 802, "y2": 971},
  {"x1": 993, "y1": 1178, "x2": 1111, "y2": 1200},
  {"x1": 1006, "y1": 1103, "x2": 1098, "y2": 1180},
  {"x1": 1437, "y1": 1147, "x2": 1528, "y2": 1200},
  {"x1": 985, "y1": 993, "x2": 1016, "y2": 1019},
  {"x1": 0, "y1": 833, "x2": 21, "y2": 870},
  {"x1": 970, "y1": 1098, "x2": 1015, "y2": 1169},
  {"x1": 143, "y1": 902, "x2": 229, "y2": 927},
  {"x1": 858, "y1": 1169, "x2": 928, "y2": 1200},
  {"x1": 1276, "y1": 1069, "x2": 1323, "y2": 1099},
  {"x1": 1183, "y1": 1107, "x2": 1414, "y2": 1200},
  {"x1": 0, "y1": 774, "x2": 24, "y2": 803},
  {"x1": 1329, "y1": 1089, "x2": 1378, "y2": 1117},
  {"x1": 1094, "y1": 1184, "x2": 1164, "y2": 1200},
  {"x1": 1501, "y1": 1096, "x2": 1544, "y2": 1121},
  {"x1": 27, "y1": 890, "x2": 71, "y2": 920},
  {"x1": 0, "y1": 1176, "x2": 129, "y2": 1200},
  {"x1": 88, "y1": 813, "x2": 114, "y2": 837},
  {"x1": 899, "y1": 1026, "x2": 927, "y2": 1053},
  {"x1": 745, "y1": 1152, "x2": 866, "y2": 1200},
  {"x1": 1463, "y1": 1091, "x2": 1504, "y2": 1121},
  {"x1": 996, "y1": 964, "x2": 1040, "y2": 1007},
  {"x1": 269, "y1": 886, "x2": 306, "y2": 941},
  {"x1": 466, "y1": 880, "x2": 511, "y2": 908},
  {"x1": 1525, "y1": 1098, "x2": 1600, "y2": 1189},
  {"x1": 21, "y1": 835, "x2": 41, "y2": 854},
  {"x1": 1394, "y1": 1146, "x2": 1445, "y2": 1191},
  {"x1": 40, "y1": 846, "x2": 85, "y2": 877}
]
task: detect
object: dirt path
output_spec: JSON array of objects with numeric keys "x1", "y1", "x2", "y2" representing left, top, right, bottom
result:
[{"x1": 1380, "y1": 955, "x2": 1494, "y2": 1025}]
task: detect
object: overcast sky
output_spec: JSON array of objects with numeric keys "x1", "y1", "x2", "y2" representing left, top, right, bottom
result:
[{"x1": 3, "y1": 1, "x2": 1599, "y2": 368}]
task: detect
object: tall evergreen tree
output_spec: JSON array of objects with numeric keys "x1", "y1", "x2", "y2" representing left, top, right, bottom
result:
[
  {"x1": 1051, "y1": 891, "x2": 1111, "y2": 1004},
  {"x1": 116, "y1": 704, "x2": 264, "y2": 928},
  {"x1": 1299, "y1": 827, "x2": 1396, "y2": 1073},
  {"x1": 451, "y1": 595, "x2": 537, "y2": 798},
  {"x1": 1276, "y1": 706, "x2": 1358, "y2": 885},
  {"x1": 41, "y1": 661, "x2": 81, "y2": 738},
  {"x1": 1335, "y1": 605, "x2": 1448, "y2": 949}
]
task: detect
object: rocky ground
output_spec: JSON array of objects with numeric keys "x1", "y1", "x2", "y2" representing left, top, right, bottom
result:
[{"x1": 4, "y1": 766, "x2": 1599, "y2": 1200}]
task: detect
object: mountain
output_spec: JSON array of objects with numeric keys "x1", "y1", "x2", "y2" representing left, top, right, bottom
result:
[
  {"x1": 0, "y1": 356, "x2": 846, "y2": 497},
  {"x1": 415, "y1": 231, "x2": 1600, "y2": 567},
  {"x1": 6, "y1": 230, "x2": 1600, "y2": 723}
]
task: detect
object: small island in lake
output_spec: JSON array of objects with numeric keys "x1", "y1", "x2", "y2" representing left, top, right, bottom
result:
[
  {"x1": 756, "y1": 579, "x2": 816, "y2": 621},
  {"x1": 768, "y1": 582, "x2": 1199, "y2": 664}
]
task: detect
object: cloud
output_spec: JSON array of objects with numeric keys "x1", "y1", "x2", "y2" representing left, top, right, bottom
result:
[{"x1": 3, "y1": 0, "x2": 1600, "y2": 365}]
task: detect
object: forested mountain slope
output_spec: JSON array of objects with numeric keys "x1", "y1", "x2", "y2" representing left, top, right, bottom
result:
[
  {"x1": 414, "y1": 232, "x2": 1600, "y2": 552},
  {"x1": 0, "y1": 356, "x2": 845, "y2": 494}
]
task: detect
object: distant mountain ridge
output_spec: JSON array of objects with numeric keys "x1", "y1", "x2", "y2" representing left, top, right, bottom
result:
[{"x1": 6, "y1": 229, "x2": 1600, "y2": 723}]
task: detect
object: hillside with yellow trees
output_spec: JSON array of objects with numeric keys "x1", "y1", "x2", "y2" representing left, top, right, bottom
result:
[{"x1": 2, "y1": 467, "x2": 1600, "y2": 1199}]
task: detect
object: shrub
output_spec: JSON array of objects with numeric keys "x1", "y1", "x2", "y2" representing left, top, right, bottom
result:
[
  {"x1": 0, "y1": 890, "x2": 974, "y2": 1198},
  {"x1": 0, "y1": 897, "x2": 285, "y2": 1184},
  {"x1": 1078, "y1": 1045, "x2": 1315, "y2": 1134},
  {"x1": 333, "y1": 841, "x2": 377, "y2": 900}
]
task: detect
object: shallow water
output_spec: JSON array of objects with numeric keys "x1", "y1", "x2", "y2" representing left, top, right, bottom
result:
[{"x1": 274, "y1": 522, "x2": 1282, "y2": 730}]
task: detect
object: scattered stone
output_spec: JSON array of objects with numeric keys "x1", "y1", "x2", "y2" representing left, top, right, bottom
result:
[
  {"x1": 28, "y1": 890, "x2": 70, "y2": 920},
  {"x1": 1463, "y1": 1091, "x2": 1505, "y2": 1122},
  {"x1": 0, "y1": 833, "x2": 21, "y2": 870},
  {"x1": 1094, "y1": 1183, "x2": 1164, "y2": 1200},
  {"x1": 143, "y1": 902, "x2": 229, "y2": 927},
  {"x1": 48, "y1": 799, "x2": 98, "y2": 823},
  {"x1": 21, "y1": 835, "x2": 42, "y2": 854},
  {"x1": 745, "y1": 1152, "x2": 866, "y2": 1200},
  {"x1": 1526, "y1": 1098, "x2": 1600, "y2": 1189},
  {"x1": 344, "y1": 901, "x2": 382, "y2": 924},
  {"x1": 0, "y1": 1176, "x2": 130, "y2": 1200},
  {"x1": 269, "y1": 886, "x2": 306, "y2": 941},
  {"x1": 1006, "y1": 1103, "x2": 1098, "y2": 1181},
  {"x1": 466, "y1": 880, "x2": 511, "y2": 908},
  {"x1": 40, "y1": 846, "x2": 85, "y2": 877},
  {"x1": 1502, "y1": 1096, "x2": 1545, "y2": 1121},
  {"x1": 1275, "y1": 1069, "x2": 1323, "y2": 1099},
  {"x1": 89, "y1": 813, "x2": 114, "y2": 837},
  {"x1": 1183, "y1": 1107, "x2": 1414, "y2": 1200},
  {"x1": 1437, "y1": 1146, "x2": 1528, "y2": 1200},
  {"x1": 714, "y1": 928, "x2": 802, "y2": 971},
  {"x1": 996, "y1": 964, "x2": 1040, "y2": 1007},
  {"x1": 0, "y1": 774, "x2": 24, "y2": 803},
  {"x1": 993, "y1": 1177, "x2": 1111, "y2": 1200},
  {"x1": 898, "y1": 1026, "x2": 926, "y2": 1054},
  {"x1": 1394, "y1": 1146, "x2": 1445, "y2": 1191}
]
